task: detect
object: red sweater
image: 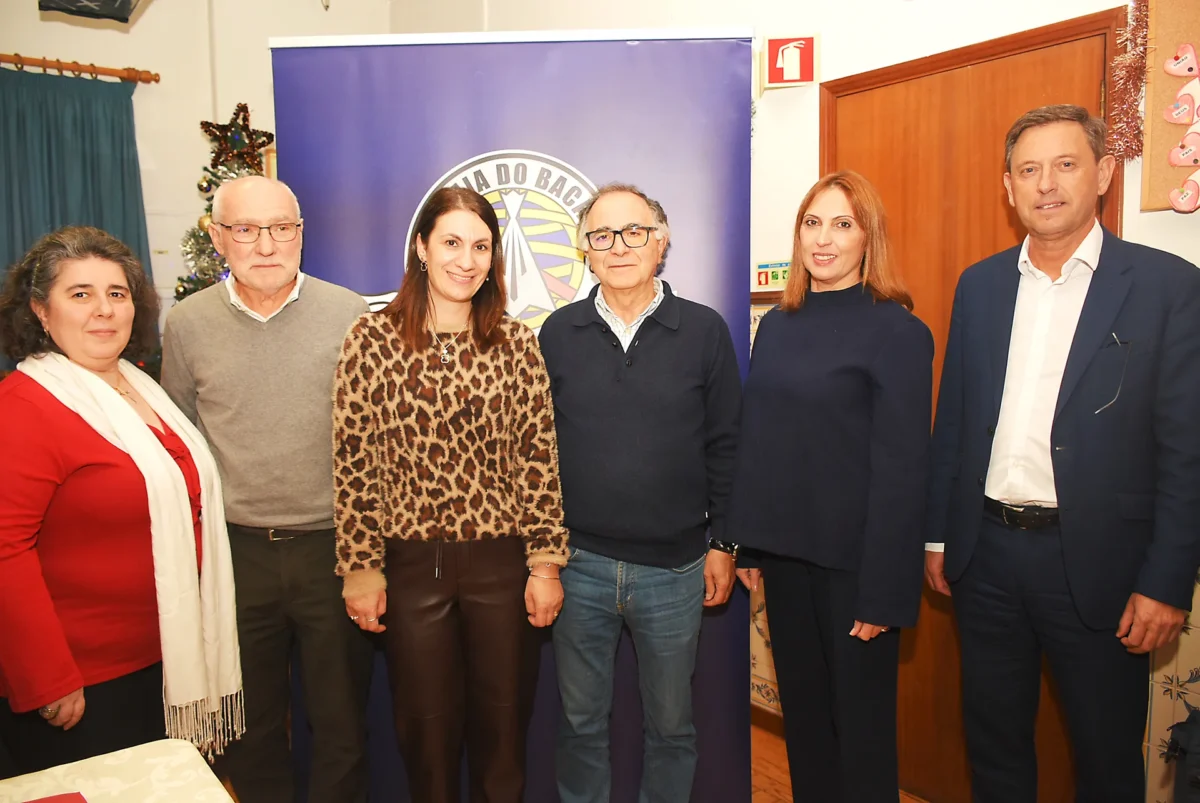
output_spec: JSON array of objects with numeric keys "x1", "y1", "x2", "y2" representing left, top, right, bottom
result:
[{"x1": 0, "y1": 372, "x2": 202, "y2": 713}]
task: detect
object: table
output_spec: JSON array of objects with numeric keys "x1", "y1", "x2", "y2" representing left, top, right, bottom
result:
[{"x1": 0, "y1": 739, "x2": 232, "y2": 802}]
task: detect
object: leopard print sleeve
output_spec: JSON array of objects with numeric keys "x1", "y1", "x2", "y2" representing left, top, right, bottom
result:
[
  {"x1": 333, "y1": 314, "x2": 388, "y2": 597},
  {"x1": 509, "y1": 323, "x2": 570, "y2": 566}
]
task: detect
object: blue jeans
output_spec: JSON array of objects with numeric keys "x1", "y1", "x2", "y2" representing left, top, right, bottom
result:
[{"x1": 553, "y1": 547, "x2": 706, "y2": 803}]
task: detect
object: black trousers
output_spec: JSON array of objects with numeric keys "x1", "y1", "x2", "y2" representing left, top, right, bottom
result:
[
  {"x1": 382, "y1": 537, "x2": 538, "y2": 803},
  {"x1": 953, "y1": 516, "x2": 1148, "y2": 803},
  {"x1": 0, "y1": 662, "x2": 164, "y2": 777},
  {"x1": 762, "y1": 555, "x2": 902, "y2": 803},
  {"x1": 219, "y1": 525, "x2": 374, "y2": 803}
]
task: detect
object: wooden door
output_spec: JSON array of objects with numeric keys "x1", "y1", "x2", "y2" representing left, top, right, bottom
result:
[{"x1": 819, "y1": 10, "x2": 1124, "y2": 803}]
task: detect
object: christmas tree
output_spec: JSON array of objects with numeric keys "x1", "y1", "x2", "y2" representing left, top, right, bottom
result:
[{"x1": 175, "y1": 103, "x2": 275, "y2": 302}]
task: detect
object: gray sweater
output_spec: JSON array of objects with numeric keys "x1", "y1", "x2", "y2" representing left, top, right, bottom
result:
[{"x1": 161, "y1": 277, "x2": 368, "y2": 529}]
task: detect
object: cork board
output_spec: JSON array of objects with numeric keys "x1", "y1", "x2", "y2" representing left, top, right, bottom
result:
[{"x1": 1142, "y1": 0, "x2": 1200, "y2": 212}]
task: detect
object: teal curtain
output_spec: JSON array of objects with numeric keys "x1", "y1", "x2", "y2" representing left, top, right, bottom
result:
[{"x1": 0, "y1": 69, "x2": 151, "y2": 277}]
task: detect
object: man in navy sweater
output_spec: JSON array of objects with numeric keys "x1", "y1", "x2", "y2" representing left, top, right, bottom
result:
[{"x1": 538, "y1": 183, "x2": 742, "y2": 803}]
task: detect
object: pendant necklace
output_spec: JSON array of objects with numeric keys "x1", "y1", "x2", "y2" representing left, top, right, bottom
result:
[
  {"x1": 429, "y1": 327, "x2": 466, "y2": 364},
  {"x1": 108, "y1": 375, "x2": 132, "y2": 397}
]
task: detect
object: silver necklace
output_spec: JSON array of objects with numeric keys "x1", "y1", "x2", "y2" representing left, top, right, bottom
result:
[{"x1": 429, "y1": 327, "x2": 466, "y2": 364}]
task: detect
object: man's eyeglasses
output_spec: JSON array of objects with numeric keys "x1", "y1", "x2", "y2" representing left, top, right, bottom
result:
[
  {"x1": 216, "y1": 222, "x2": 302, "y2": 244},
  {"x1": 584, "y1": 225, "x2": 658, "y2": 251}
]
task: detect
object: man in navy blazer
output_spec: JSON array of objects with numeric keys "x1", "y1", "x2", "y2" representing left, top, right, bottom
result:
[{"x1": 925, "y1": 104, "x2": 1200, "y2": 802}]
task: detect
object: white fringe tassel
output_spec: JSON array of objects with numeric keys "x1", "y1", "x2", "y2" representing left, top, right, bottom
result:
[{"x1": 164, "y1": 690, "x2": 246, "y2": 761}]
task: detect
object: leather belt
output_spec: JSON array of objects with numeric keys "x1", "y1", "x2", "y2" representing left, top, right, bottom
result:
[
  {"x1": 984, "y1": 497, "x2": 1060, "y2": 530},
  {"x1": 229, "y1": 524, "x2": 332, "y2": 542}
]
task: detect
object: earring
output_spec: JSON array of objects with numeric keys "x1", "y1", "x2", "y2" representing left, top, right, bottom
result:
[{"x1": 420, "y1": 259, "x2": 428, "y2": 272}]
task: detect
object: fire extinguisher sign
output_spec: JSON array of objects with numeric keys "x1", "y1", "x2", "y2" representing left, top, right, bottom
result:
[{"x1": 763, "y1": 37, "x2": 817, "y2": 88}]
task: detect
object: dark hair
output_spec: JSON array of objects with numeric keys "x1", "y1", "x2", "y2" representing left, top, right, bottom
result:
[
  {"x1": 381, "y1": 187, "x2": 508, "y2": 351},
  {"x1": 1004, "y1": 104, "x2": 1107, "y2": 171},
  {"x1": 0, "y1": 226, "x2": 160, "y2": 362},
  {"x1": 575, "y1": 182, "x2": 672, "y2": 274},
  {"x1": 782, "y1": 170, "x2": 912, "y2": 313}
]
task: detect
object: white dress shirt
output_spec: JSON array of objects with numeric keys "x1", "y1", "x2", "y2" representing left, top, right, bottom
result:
[
  {"x1": 927, "y1": 220, "x2": 1103, "y2": 552},
  {"x1": 595, "y1": 277, "x2": 664, "y2": 351},
  {"x1": 225, "y1": 272, "x2": 306, "y2": 323}
]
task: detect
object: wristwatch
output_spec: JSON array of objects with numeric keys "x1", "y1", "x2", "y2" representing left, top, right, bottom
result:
[{"x1": 708, "y1": 537, "x2": 740, "y2": 560}]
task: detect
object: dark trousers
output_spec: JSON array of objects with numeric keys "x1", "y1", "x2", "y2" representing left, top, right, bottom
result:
[
  {"x1": 382, "y1": 537, "x2": 538, "y2": 803},
  {"x1": 762, "y1": 555, "x2": 902, "y2": 803},
  {"x1": 0, "y1": 662, "x2": 165, "y2": 777},
  {"x1": 953, "y1": 516, "x2": 1148, "y2": 803},
  {"x1": 220, "y1": 525, "x2": 374, "y2": 803}
]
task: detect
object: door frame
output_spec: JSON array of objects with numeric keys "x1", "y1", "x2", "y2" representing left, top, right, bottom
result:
[{"x1": 818, "y1": 7, "x2": 1126, "y2": 235}]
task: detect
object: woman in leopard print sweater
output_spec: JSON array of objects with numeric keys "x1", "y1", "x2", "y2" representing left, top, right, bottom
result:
[{"x1": 333, "y1": 187, "x2": 568, "y2": 803}]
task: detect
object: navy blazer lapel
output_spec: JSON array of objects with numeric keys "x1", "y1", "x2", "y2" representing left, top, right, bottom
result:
[
  {"x1": 1054, "y1": 233, "x2": 1133, "y2": 420},
  {"x1": 989, "y1": 259, "x2": 1020, "y2": 419}
]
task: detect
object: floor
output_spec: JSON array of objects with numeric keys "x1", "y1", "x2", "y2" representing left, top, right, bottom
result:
[
  {"x1": 223, "y1": 723, "x2": 928, "y2": 802},
  {"x1": 751, "y1": 721, "x2": 928, "y2": 803}
]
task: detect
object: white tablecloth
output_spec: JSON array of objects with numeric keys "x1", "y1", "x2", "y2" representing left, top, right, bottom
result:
[{"x1": 0, "y1": 739, "x2": 232, "y2": 803}]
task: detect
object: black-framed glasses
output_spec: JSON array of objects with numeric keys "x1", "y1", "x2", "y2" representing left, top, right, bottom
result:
[
  {"x1": 216, "y1": 222, "x2": 302, "y2": 244},
  {"x1": 584, "y1": 225, "x2": 658, "y2": 251}
]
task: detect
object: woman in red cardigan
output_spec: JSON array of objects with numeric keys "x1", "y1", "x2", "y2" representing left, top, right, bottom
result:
[{"x1": 0, "y1": 227, "x2": 243, "y2": 776}]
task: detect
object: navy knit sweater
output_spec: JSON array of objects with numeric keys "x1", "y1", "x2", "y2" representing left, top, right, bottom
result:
[
  {"x1": 728, "y1": 285, "x2": 934, "y2": 627},
  {"x1": 538, "y1": 283, "x2": 742, "y2": 568}
]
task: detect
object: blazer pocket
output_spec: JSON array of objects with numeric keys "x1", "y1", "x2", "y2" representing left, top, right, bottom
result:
[{"x1": 1117, "y1": 493, "x2": 1155, "y2": 521}]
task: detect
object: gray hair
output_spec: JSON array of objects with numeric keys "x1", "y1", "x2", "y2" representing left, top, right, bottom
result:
[
  {"x1": 575, "y1": 182, "x2": 672, "y2": 273},
  {"x1": 1004, "y1": 104, "x2": 1107, "y2": 172},
  {"x1": 211, "y1": 175, "x2": 302, "y2": 222}
]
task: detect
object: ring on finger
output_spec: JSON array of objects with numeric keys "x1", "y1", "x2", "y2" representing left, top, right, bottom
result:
[
  {"x1": 366, "y1": 617, "x2": 377, "y2": 622},
  {"x1": 349, "y1": 615, "x2": 360, "y2": 621},
  {"x1": 39, "y1": 705, "x2": 59, "y2": 720}
]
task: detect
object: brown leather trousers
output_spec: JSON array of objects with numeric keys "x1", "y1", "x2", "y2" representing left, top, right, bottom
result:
[{"x1": 382, "y1": 537, "x2": 538, "y2": 803}]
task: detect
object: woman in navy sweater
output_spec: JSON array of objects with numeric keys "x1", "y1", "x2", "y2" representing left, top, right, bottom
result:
[{"x1": 730, "y1": 171, "x2": 933, "y2": 802}]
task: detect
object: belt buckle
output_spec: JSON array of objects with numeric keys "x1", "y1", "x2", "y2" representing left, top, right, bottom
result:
[
  {"x1": 267, "y1": 528, "x2": 295, "y2": 542},
  {"x1": 1001, "y1": 505, "x2": 1026, "y2": 530}
]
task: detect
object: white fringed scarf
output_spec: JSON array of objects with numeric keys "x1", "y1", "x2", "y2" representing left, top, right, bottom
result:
[{"x1": 18, "y1": 353, "x2": 244, "y2": 757}]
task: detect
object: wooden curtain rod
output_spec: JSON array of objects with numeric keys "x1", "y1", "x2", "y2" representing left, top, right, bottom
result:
[{"x1": 0, "y1": 53, "x2": 159, "y2": 84}]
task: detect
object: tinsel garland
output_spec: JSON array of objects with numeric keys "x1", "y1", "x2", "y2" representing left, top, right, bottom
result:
[
  {"x1": 177, "y1": 226, "x2": 229, "y2": 301},
  {"x1": 1110, "y1": 0, "x2": 1149, "y2": 162},
  {"x1": 202, "y1": 163, "x2": 258, "y2": 201}
]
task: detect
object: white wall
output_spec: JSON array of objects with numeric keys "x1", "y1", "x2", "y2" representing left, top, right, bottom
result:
[
  {"x1": 211, "y1": 0, "x2": 392, "y2": 136},
  {"x1": 0, "y1": 0, "x2": 390, "y2": 299},
  {"x1": 389, "y1": 0, "x2": 1199, "y2": 275},
  {"x1": 390, "y1": 0, "x2": 485, "y2": 33}
]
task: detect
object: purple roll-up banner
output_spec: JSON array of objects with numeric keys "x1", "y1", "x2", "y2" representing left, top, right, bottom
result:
[{"x1": 272, "y1": 29, "x2": 751, "y2": 803}]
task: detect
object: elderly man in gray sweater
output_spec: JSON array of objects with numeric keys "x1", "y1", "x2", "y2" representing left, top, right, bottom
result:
[{"x1": 161, "y1": 176, "x2": 371, "y2": 803}]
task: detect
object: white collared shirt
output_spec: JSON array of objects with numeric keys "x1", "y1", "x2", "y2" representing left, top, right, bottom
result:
[
  {"x1": 985, "y1": 220, "x2": 1103, "y2": 508},
  {"x1": 225, "y1": 272, "x2": 306, "y2": 323},
  {"x1": 594, "y1": 278, "x2": 664, "y2": 351},
  {"x1": 927, "y1": 220, "x2": 1103, "y2": 553}
]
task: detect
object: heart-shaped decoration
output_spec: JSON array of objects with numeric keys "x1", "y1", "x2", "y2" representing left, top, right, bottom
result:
[
  {"x1": 1165, "y1": 83, "x2": 1197, "y2": 125},
  {"x1": 1169, "y1": 125, "x2": 1200, "y2": 167},
  {"x1": 1166, "y1": 44, "x2": 1197, "y2": 77},
  {"x1": 1168, "y1": 168, "x2": 1200, "y2": 213}
]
